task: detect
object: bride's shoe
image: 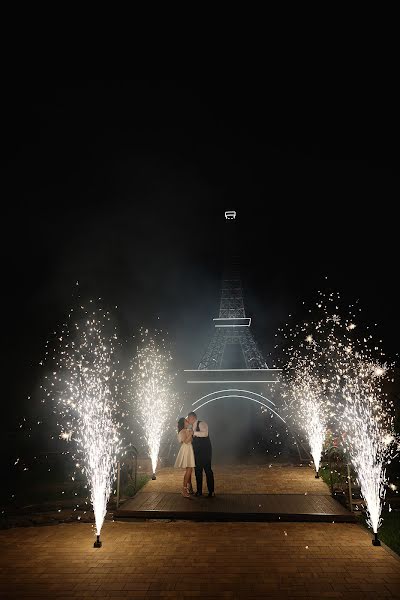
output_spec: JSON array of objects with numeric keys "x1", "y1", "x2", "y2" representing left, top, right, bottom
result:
[{"x1": 182, "y1": 486, "x2": 191, "y2": 498}]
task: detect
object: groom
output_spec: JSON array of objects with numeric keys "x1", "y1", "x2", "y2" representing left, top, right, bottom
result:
[{"x1": 187, "y1": 411, "x2": 215, "y2": 497}]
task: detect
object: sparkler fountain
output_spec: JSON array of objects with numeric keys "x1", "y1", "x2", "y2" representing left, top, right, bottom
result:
[
  {"x1": 279, "y1": 298, "x2": 336, "y2": 478},
  {"x1": 130, "y1": 329, "x2": 177, "y2": 480},
  {"x1": 278, "y1": 290, "x2": 398, "y2": 544},
  {"x1": 320, "y1": 300, "x2": 398, "y2": 545},
  {"x1": 340, "y1": 360, "x2": 396, "y2": 545},
  {"x1": 287, "y1": 360, "x2": 328, "y2": 478},
  {"x1": 43, "y1": 304, "x2": 122, "y2": 547}
]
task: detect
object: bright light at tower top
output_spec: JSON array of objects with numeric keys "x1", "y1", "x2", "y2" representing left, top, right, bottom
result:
[{"x1": 225, "y1": 210, "x2": 236, "y2": 220}]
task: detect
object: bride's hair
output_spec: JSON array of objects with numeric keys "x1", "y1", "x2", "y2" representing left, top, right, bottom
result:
[{"x1": 177, "y1": 417, "x2": 186, "y2": 432}]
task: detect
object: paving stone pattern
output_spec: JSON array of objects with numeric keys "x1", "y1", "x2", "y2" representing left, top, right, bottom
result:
[
  {"x1": 0, "y1": 521, "x2": 399, "y2": 598},
  {"x1": 140, "y1": 464, "x2": 329, "y2": 495}
]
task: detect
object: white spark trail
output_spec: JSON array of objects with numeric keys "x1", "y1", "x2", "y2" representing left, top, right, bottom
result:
[
  {"x1": 130, "y1": 330, "x2": 177, "y2": 475},
  {"x1": 278, "y1": 291, "x2": 398, "y2": 536},
  {"x1": 44, "y1": 305, "x2": 121, "y2": 537},
  {"x1": 341, "y1": 360, "x2": 395, "y2": 533},
  {"x1": 288, "y1": 363, "x2": 327, "y2": 472}
]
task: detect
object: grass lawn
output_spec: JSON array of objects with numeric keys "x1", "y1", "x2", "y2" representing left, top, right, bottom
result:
[
  {"x1": 319, "y1": 464, "x2": 340, "y2": 490},
  {"x1": 319, "y1": 465, "x2": 400, "y2": 556},
  {"x1": 353, "y1": 511, "x2": 400, "y2": 556},
  {"x1": 122, "y1": 473, "x2": 150, "y2": 497}
]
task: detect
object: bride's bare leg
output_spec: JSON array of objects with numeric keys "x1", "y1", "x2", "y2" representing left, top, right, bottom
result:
[
  {"x1": 187, "y1": 472, "x2": 194, "y2": 494},
  {"x1": 184, "y1": 467, "x2": 192, "y2": 487},
  {"x1": 182, "y1": 468, "x2": 192, "y2": 497}
]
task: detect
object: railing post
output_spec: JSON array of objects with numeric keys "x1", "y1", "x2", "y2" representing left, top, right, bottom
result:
[
  {"x1": 133, "y1": 451, "x2": 137, "y2": 493},
  {"x1": 347, "y1": 463, "x2": 354, "y2": 513},
  {"x1": 116, "y1": 460, "x2": 121, "y2": 509}
]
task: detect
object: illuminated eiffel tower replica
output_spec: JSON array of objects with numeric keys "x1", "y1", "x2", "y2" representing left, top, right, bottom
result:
[
  {"x1": 198, "y1": 236, "x2": 267, "y2": 370},
  {"x1": 185, "y1": 210, "x2": 282, "y2": 416}
]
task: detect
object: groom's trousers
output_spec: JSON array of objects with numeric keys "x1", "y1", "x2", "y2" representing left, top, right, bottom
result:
[
  {"x1": 193, "y1": 436, "x2": 214, "y2": 494},
  {"x1": 195, "y1": 461, "x2": 214, "y2": 495}
]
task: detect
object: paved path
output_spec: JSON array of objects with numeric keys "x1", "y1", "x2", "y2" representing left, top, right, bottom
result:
[
  {"x1": 139, "y1": 464, "x2": 329, "y2": 495},
  {"x1": 0, "y1": 521, "x2": 399, "y2": 598}
]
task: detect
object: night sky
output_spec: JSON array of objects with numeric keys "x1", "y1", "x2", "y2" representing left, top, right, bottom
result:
[{"x1": 3, "y1": 81, "x2": 398, "y2": 455}]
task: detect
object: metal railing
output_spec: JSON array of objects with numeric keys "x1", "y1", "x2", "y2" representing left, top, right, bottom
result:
[
  {"x1": 324, "y1": 446, "x2": 356, "y2": 513},
  {"x1": 116, "y1": 446, "x2": 138, "y2": 509}
]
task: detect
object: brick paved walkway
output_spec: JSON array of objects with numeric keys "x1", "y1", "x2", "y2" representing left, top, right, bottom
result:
[
  {"x1": 140, "y1": 464, "x2": 329, "y2": 495},
  {"x1": 0, "y1": 521, "x2": 399, "y2": 598}
]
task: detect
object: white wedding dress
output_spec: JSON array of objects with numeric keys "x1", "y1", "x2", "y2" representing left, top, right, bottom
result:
[{"x1": 174, "y1": 430, "x2": 195, "y2": 468}]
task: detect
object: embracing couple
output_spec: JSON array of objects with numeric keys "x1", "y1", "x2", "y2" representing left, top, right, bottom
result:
[{"x1": 174, "y1": 411, "x2": 215, "y2": 498}]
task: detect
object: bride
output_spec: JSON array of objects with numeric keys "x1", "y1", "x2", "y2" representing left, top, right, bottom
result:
[{"x1": 174, "y1": 417, "x2": 195, "y2": 497}]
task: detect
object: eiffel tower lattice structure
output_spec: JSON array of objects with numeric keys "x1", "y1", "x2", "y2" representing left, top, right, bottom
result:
[
  {"x1": 185, "y1": 210, "x2": 283, "y2": 420},
  {"x1": 198, "y1": 253, "x2": 267, "y2": 370}
]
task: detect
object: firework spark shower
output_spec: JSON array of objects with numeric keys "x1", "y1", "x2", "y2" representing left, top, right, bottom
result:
[
  {"x1": 340, "y1": 359, "x2": 396, "y2": 535},
  {"x1": 130, "y1": 329, "x2": 177, "y2": 477},
  {"x1": 279, "y1": 294, "x2": 337, "y2": 477},
  {"x1": 287, "y1": 361, "x2": 328, "y2": 475},
  {"x1": 42, "y1": 304, "x2": 122, "y2": 540},
  {"x1": 278, "y1": 290, "x2": 398, "y2": 539}
]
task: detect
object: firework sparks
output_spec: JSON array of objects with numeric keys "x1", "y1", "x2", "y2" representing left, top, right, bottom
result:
[
  {"x1": 340, "y1": 359, "x2": 396, "y2": 534},
  {"x1": 287, "y1": 361, "x2": 328, "y2": 473},
  {"x1": 43, "y1": 305, "x2": 122, "y2": 538},
  {"x1": 277, "y1": 290, "x2": 398, "y2": 537},
  {"x1": 130, "y1": 329, "x2": 177, "y2": 476}
]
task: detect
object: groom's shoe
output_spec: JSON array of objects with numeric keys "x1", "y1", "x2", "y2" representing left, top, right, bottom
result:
[
  {"x1": 207, "y1": 492, "x2": 215, "y2": 498},
  {"x1": 195, "y1": 491, "x2": 202, "y2": 497}
]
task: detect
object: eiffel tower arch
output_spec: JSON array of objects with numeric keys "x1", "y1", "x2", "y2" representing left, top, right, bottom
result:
[{"x1": 185, "y1": 211, "x2": 285, "y2": 458}]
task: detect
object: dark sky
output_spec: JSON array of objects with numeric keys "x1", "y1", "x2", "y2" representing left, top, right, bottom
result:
[{"x1": 4, "y1": 80, "x2": 399, "y2": 435}]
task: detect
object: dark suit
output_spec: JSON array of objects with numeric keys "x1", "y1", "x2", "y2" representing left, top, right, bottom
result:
[{"x1": 192, "y1": 420, "x2": 214, "y2": 494}]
